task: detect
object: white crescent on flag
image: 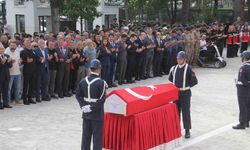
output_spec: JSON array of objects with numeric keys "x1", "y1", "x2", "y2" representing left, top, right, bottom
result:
[{"x1": 124, "y1": 86, "x2": 157, "y2": 101}]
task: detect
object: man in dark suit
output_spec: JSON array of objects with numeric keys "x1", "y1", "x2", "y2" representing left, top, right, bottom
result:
[
  {"x1": 34, "y1": 39, "x2": 50, "y2": 102},
  {"x1": 20, "y1": 38, "x2": 37, "y2": 105},
  {"x1": 0, "y1": 44, "x2": 12, "y2": 109},
  {"x1": 56, "y1": 39, "x2": 71, "y2": 98},
  {"x1": 76, "y1": 59, "x2": 107, "y2": 150}
]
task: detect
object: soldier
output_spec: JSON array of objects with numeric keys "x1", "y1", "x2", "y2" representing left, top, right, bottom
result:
[
  {"x1": 76, "y1": 59, "x2": 107, "y2": 150},
  {"x1": 193, "y1": 26, "x2": 201, "y2": 66},
  {"x1": 169, "y1": 51, "x2": 198, "y2": 138},
  {"x1": 233, "y1": 51, "x2": 250, "y2": 129},
  {"x1": 183, "y1": 27, "x2": 195, "y2": 65}
]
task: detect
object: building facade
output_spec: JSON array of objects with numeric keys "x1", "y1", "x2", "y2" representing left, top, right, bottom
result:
[
  {"x1": 5, "y1": 0, "x2": 121, "y2": 35},
  {"x1": 6, "y1": 0, "x2": 51, "y2": 35}
]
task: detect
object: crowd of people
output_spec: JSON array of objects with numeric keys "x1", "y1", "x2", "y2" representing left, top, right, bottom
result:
[{"x1": 0, "y1": 16, "x2": 249, "y2": 109}]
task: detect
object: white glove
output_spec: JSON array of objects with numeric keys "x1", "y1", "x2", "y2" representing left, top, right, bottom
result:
[{"x1": 81, "y1": 105, "x2": 92, "y2": 113}]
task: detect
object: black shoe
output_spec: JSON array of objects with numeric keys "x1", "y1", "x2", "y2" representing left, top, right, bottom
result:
[
  {"x1": 42, "y1": 98, "x2": 50, "y2": 101},
  {"x1": 246, "y1": 122, "x2": 249, "y2": 128},
  {"x1": 118, "y1": 82, "x2": 122, "y2": 85},
  {"x1": 64, "y1": 93, "x2": 71, "y2": 97},
  {"x1": 51, "y1": 95, "x2": 58, "y2": 99},
  {"x1": 185, "y1": 130, "x2": 191, "y2": 139},
  {"x1": 0, "y1": 104, "x2": 4, "y2": 109},
  {"x1": 135, "y1": 77, "x2": 140, "y2": 81},
  {"x1": 23, "y1": 101, "x2": 30, "y2": 105},
  {"x1": 28, "y1": 99, "x2": 36, "y2": 104},
  {"x1": 59, "y1": 95, "x2": 64, "y2": 99},
  {"x1": 232, "y1": 123, "x2": 246, "y2": 130},
  {"x1": 4, "y1": 105, "x2": 12, "y2": 108},
  {"x1": 36, "y1": 99, "x2": 41, "y2": 103}
]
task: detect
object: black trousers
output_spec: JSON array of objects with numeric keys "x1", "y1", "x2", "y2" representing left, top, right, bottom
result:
[
  {"x1": 56, "y1": 63, "x2": 70, "y2": 96},
  {"x1": 238, "y1": 95, "x2": 250, "y2": 124},
  {"x1": 233, "y1": 45, "x2": 239, "y2": 57},
  {"x1": 176, "y1": 90, "x2": 192, "y2": 130},
  {"x1": 108, "y1": 60, "x2": 116, "y2": 85},
  {"x1": 153, "y1": 51, "x2": 163, "y2": 76},
  {"x1": 49, "y1": 70, "x2": 57, "y2": 96},
  {"x1": 82, "y1": 118, "x2": 103, "y2": 150},
  {"x1": 240, "y1": 42, "x2": 248, "y2": 53},
  {"x1": 161, "y1": 50, "x2": 171, "y2": 75},
  {"x1": 215, "y1": 41, "x2": 224, "y2": 56},
  {"x1": 22, "y1": 73, "x2": 35, "y2": 102},
  {"x1": 227, "y1": 44, "x2": 234, "y2": 58},
  {"x1": 69, "y1": 68, "x2": 78, "y2": 92},
  {"x1": 136, "y1": 53, "x2": 144, "y2": 79},
  {"x1": 0, "y1": 77, "x2": 9, "y2": 106},
  {"x1": 35, "y1": 68, "x2": 49, "y2": 100},
  {"x1": 126, "y1": 53, "x2": 136, "y2": 82}
]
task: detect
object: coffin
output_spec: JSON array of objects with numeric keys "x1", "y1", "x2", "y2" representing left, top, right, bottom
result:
[{"x1": 104, "y1": 83, "x2": 179, "y2": 116}]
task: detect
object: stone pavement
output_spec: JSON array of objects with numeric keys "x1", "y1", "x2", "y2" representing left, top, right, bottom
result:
[{"x1": 1, "y1": 55, "x2": 250, "y2": 150}]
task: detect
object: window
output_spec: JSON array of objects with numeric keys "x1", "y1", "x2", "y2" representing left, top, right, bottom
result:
[
  {"x1": 39, "y1": 0, "x2": 49, "y2": 4},
  {"x1": 85, "y1": 20, "x2": 93, "y2": 31},
  {"x1": 105, "y1": 15, "x2": 116, "y2": 29},
  {"x1": 16, "y1": 15, "x2": 25, "y2": 33},
  {"x1": 39, "y1": 16, "x2": 48, "y2": 32},
  {"x1": 14, "y1": 0, "x2": 25, "y2": 6}
]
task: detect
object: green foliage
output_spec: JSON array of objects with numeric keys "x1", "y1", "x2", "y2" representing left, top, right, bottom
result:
[
  {"x1": 63, "y1": 0, "x2": 101, "y2": 21},
  {"x1": 192, "y1": 0, "x2": 217, "y2": 23}
]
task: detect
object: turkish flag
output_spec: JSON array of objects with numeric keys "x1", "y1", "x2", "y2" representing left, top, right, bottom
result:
[{"x1": 104, "y1": 83, "x2": 179, "y2": 116}]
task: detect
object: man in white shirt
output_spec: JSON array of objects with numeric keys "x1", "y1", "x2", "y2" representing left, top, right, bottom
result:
[
  {"x1": 200, "y1": 34, "x2": 207, "y2": 51},
  {"x1": 5, "y1": 39, "x2": 22, "y2": 104}
]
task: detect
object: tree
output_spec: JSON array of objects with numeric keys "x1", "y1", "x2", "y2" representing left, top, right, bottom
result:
[
  {"x1": 50, "y1": 0, "x2": 63, "y2": 33},
  {"x1": 63, "y1": 0, "x2": 101, "y2": 33},
  {"x1": 233, "y1": 0, "x2": 246, "y2": 21},
  {"x1": 182, "y1": 0, "x2": 191, "y2": 23}
]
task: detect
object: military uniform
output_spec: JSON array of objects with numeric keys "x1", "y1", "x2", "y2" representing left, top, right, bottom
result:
[
  {"x1": 193, "y1": 30, "x2": 201, "y2": 66},
  {"x1": 169, "y1": 51, "x2": 198, "y2": 138},
  {"x1": 76, "y1": 64, "x2": 107, "y2": 150},
  {"x1": 183, "y1": 30, "x2": 195, "y2": 64},
  {"x1": 233, "y1": 52, "x2": 250, "y2": 129}
]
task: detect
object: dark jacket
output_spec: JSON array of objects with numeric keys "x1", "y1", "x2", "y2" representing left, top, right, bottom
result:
[
  {"x1": 97, "y1": 45, "x2": 111, "y2": 65},
  {"x1": 48, "y1": 48, "x2": 58, "y2": 70},
  {"x1": 237, "y1": 62, "x2": 250, "y2": 97},
  {"x1": 34, "y1": 48, "x2": 50, "y2": 72},
  {"x1": 20, "y1": 49, "x2": 37, "y2": 75},
  {"x1": 0, "y1": 54, "x2": 12, "y2": 81},
  {"x1": 76, "y1": 74, "x2": 106, "y2": 121}
]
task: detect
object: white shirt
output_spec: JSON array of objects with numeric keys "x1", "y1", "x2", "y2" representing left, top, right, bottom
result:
[
  {"x1": 5, "y1": 49, "x2": 21, "y2": 75},
  {"x1": 200, "y1": 39, "x2": 207, "y2": 50}
]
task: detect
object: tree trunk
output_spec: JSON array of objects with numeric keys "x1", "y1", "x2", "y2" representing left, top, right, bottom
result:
[
  {"x1": 233, "y1": 0, "x2": 245, "y2": 21},
  {"x1": 213, "y1": 0, "x2": 218, "y2": 18},
  {"x1": 124, "y1": 0, "x2": 129, "y2": 23},
  {"x1": 50, "y1": 0, "x2": 61, "y2": 33},
  {"x1": 248, "y1": 0, "x2": 250, "y2": 21},
  {"x1": 80, "y1": 16, "x2": 83, "y2": 34},
  {"x1": 172, "y1": 0, "x2": 177, "y2": 25},
  {"x1": 182, "y1": 0, "x2": 190, "y2": 23}
]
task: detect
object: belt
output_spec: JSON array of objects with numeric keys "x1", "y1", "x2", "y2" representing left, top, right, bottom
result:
[
  {"x1": 84, "y1": 97, "x2": 98, "y2": 103},
  {"x1": 179, "y1": 87, "x2": 190, "y2": 91}
]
